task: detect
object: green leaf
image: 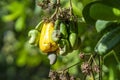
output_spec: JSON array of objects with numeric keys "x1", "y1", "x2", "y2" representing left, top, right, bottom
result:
[
  {"x1": 72, "y1": 2, "x2": 83, "y2": 17},
  {"x1": 6, "y1": 1, "x2": 23, "y2": 12},
  {"x1": 83, "y1": 1, "x2": 120, "y2": 25},
  {"x1": 99, "y1": 0, "x2": 120, "y2": 9},
  {"x1": 15, "y1": 16, "x2": 25, "y2": 32},
  {"x1": 26, "y1": 54, "x2": 42, "y2": 67},
  {"x1": 65, "y1": 1, "x2": 83, "y2": 17},
  {"x1": 95, "y1": 26, "x2": 120, "y2": 55},
  {"x1": 16, "y1": 50, "x2": 27, "y2": 67},
  {"x1": 95, "y1": 20, "x2": 119, "y2": 34},
  {"x1": 95, "y1": 20, "x2": 113, "y2": 33},
  {"x1": 2, "y1": 1, "x2": 24, "y2": 22},
  {"x1": 77, "y1": 22, "x2": 88, "y2": 37},
  {"x1": 114, "y1": 44, "x2": 120, "y2": 54},
  {"x1": 2, "y1": 11, "x2": 21, "y2": 22},
  {"x1": 82, "y1": 1, "x2": 97, "y2": 25},
  {"x1": 89, "y1": 3, "x2": 120, "y2": 21}
]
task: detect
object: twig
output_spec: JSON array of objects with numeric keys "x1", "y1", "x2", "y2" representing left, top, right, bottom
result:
[
  {"x1": 50, "y1": 8, "x2": 58, "y2": 19},
  {"x1": 88, "y1": 54, "x2": 97, "y2": 64},
  {"x1": 63, "y1": 53, "x2": 97, "y2": 80}
]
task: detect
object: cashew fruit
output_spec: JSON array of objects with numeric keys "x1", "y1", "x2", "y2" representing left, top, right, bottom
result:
[{"x1": 39, "y1": 21, "x2": 58, "y2": 53}]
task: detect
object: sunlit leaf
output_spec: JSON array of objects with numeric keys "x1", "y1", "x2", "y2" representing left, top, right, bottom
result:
[{"x1": 95, "y1": 20, "x2": 113, "y2": 33}]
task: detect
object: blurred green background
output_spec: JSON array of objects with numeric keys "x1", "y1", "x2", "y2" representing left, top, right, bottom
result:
[{"x1": 0, "y1": 0, "x2": 120, "y2": 80}]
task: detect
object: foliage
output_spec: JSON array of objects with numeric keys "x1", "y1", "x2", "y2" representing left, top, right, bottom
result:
[{"x1": 0, "y1": 0, "x2": 120, "y2": 80}]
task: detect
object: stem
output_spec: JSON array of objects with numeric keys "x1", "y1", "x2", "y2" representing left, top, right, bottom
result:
[
  {"x1": 50, "y1": 8, "x2": 58, "y2": 19},
  {"x1": 63, "y1": 54, "x2": 97, "y2": 79},
  {"x1": 88, "y1": 54, "x2": 93, "y2": 63},
  {"x1": 99, "y1": 56, "x2": 102, "y2": 80},
  {"x1": 83, "y1": 75, "x2": 87, "y2": 80},
  {"x1": 91, "y1": 71, "x2": 95, "y2": 80},
  {"x1": 63, "y1": 61, "x2": 81, "y2": 71},
  {"x1": 83, "y1": 54, "x2": 97, "y2": 80},
  {"x1": 50, "y1": 0, "x2": 60, "y2": 19},
  {"x1": 69, "y1": 0, "x2": 73, "y2": 16},
  {"x1": 113, "y1": 52, "x2": 120, "y2": 64},
  {"x1": 58, "y1": 0, "x2": 60, "y2": 4},
  {"x1": 91, "y1": 55, "x2": 97, "y2": 65}
]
